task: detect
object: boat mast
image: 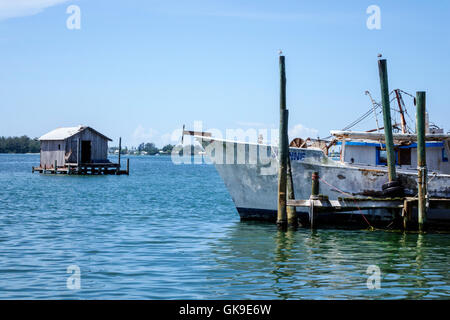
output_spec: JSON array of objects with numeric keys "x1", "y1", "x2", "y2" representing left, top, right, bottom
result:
[
  {"x1": 394, "y1": 89, "x2": 408, "y2": 134},
  {"x1": 365, "y1": 90, "x2": 381, "y2": 132}
]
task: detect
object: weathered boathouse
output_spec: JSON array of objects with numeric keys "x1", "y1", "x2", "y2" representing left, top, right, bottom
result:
[{"x1": 33, "y1": 125, "x2": 128, "y2": 175}]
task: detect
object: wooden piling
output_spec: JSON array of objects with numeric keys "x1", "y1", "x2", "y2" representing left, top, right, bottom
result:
[
  {"x1": 126, "y1": 158, "x2": 130, "y2": 175},
  {"x1": 287, "y1": 157, "x2": 297, "y2": 227},
  {"x1": 416, "y1": 91, "x2": 427, "y2": 231},
  {"x1": 54, "y1": 160, "x2": 57, "y2": 174},
  {"x1": 403, "y1": 199, "x2": 412, "y2": 230},
  {"x1": 311, "y1": 171, "x2": 319, "y2": 198},
  {"x1": 277, "y1": 55, "x2": 288, "y2": 229},
  {"x1": 309, "y1": 172, "x2": 319, "y2": 229},
  {"x1": 277, "y1": 109, "x2": 289, "y2": 228},
  {"x1": 378, "y1": 59, "x2": 397, "y2": 182},
  {"x1": 117, "y1": 137, "x2": 122, "y2": 175},
  {"x1": 77, "y1": 138, "x2": 81, "y2": 167}
]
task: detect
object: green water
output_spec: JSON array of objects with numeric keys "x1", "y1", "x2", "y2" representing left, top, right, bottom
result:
[{"x1": 0, "y1": 154, "x2": 449, "y2": 299}]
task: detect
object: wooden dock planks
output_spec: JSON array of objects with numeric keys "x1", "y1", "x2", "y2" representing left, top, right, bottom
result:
[
  {"x1": 32, "y1": 162, "x2": 129, "y2": 175},
  {"x1": 287, "y1": 197, "x2": 450, "y2": 211}
]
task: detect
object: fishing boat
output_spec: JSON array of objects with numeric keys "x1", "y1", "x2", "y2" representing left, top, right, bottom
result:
[{"x1": 186, "y1": 89, "x2": 450, "y2": 228}]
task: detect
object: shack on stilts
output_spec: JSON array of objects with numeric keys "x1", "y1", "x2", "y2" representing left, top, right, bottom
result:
[{"x1": 32, "y1": 125, "x2": 129, "y2": 175}]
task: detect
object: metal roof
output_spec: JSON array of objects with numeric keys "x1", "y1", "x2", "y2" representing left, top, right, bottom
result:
[{"x1": 39, "y1": 126, "x2": 112, "y2": 141}]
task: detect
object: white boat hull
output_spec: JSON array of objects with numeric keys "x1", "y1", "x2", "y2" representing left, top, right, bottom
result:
[{"x1": 198, "y1": 137, "x2": 450, "y2": 227}]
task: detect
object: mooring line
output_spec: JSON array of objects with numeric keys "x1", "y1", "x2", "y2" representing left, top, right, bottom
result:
[{"x1": 319, "y1": 177, "x2": 374, "y2": 230}]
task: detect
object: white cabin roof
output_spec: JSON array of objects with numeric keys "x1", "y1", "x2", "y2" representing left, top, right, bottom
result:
[
  {"x1": 39, "y1": 126, "x2": 84, "y2": 141},
  {"x1": 330, "y1": 130, "x2": 450, "y2": 142},
  {"x1": 39, "y1": 126, "x2": 112, "y2": 141}
]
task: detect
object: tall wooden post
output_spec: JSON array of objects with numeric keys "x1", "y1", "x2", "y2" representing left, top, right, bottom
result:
[
  {"x1": 77, "y1": 138, "x2": 81, "y2": 172},
  {"x1": 118, "y1": 137, "x2": 122, "y2": 166},
  {"x1": 117, "y1": 137, "x2": 122, "y2": 175},
  {"x1": 277, "y1": 55, "x2": 288, "y2": 229},
  {"x1": 126, "y1": 158, "x2": 130, "y2": 175},
  {"x1": 416, "y1": 91, "x2": 427, "y2": 231},
  {"x1": 54, "y1": 160, "x2": 57, "y2": 174},
  {"x1": 310, "y1": 172, "x2": 319, "y2": 228},
  {"x1": 378, "y1": 59, "x2": 397, "y2": 182},
  {"x1": 403, "y1": 199, "x2": 412, "y2": 230},
  {"x1": 287, "y1": 157, "x2": 297, "y2": 227}
]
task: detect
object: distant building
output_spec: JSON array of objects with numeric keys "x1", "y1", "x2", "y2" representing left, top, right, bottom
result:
[{"x1": 38, "y1": 125, "x2": 112, "y2": 168}]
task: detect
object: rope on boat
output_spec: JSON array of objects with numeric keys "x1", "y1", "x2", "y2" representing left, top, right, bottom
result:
[
  {"x1": 320, "y1": 171, "x2": 439, "y2": 230},
  {"x1": 318, "y1": 177, "x2": 375, "y2": 230},
  {"x1": 410, "y1": 171, "x2": 438, "y2": 200},
  {"x1": 319, "y1": 89, "x2": 419, "y2": 140}
]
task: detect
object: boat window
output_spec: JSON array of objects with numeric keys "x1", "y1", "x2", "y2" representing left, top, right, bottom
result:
[
  {"x1": 376, "y1": 147, "x2": 398, "y2": 165},
  {"x1": 398, "y1": 148, "x2": 411, "y2": 165},
  {"x1": 376, "y1": 148, "x2": 387, "y2": 165},
  {"x1": 443, "y1": 148, "x2": 449, "y2": 162}
]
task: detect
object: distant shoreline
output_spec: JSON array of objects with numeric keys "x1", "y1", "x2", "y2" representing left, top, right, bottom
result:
[{"x1": 0, "y1": 152, "x2": 40, "y2": 155}]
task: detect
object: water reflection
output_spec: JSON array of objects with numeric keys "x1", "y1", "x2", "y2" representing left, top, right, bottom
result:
[
  {"x1": 271, "y1": 230, "x2": 297, "y2": 299},
  {"x1": 211, "y1": 222, "x2": 450, "y2": 299},
  {"x1": 1, "y1": 155, "x2": 448, "y2": 299}
]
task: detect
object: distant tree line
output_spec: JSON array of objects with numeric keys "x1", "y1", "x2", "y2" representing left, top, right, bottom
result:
[
  {"x1": 0, "y1": 136, "x2": 40, "y2": 153},
  {"x1": 109, "y1": 143, "x2": 175, "y2": 155},
  {"x1": 0, "y1": 136, "x2": 194, "y2": 156},
  {"x1": 138, "y1": 142, "x2": 159, "y2": 155}
]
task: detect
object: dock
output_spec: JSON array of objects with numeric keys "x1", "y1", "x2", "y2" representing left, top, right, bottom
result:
[
  {"x1": 32, "y1": 160, "x2": 129, "y2": 175},
  {"x1": 287, "y1": 197, "x2": 450, "y2": 212},
  {"x1": 287, "y1": 193, "x2": 450, "y2": 230}
]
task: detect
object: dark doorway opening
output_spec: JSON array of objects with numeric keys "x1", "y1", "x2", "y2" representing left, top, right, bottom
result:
[
  {"x1": 81, "y1": 140, "x2": 91, "y2": 163},
  {"x1": 398, "y1": 148, "x2": 411, "y2": 166}
]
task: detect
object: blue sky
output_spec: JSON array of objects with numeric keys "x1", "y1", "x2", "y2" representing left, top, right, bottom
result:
[{"x1": 1, "y1": 0, "x2": 449, "y2": 147}]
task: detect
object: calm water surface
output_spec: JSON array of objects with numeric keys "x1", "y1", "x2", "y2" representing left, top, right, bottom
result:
[{"x1": 0, "y1": 154, "x2": 449, "y2": 299}]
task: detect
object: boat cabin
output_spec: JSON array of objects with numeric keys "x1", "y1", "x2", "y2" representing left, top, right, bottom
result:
[{"x1": 330, "y1": 130, "x2": 450, "y2": 174}]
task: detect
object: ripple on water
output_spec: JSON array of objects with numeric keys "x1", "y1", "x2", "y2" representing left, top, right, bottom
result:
[{"x1": 0, "y1": 154, "x2": 449, "y2": 299}]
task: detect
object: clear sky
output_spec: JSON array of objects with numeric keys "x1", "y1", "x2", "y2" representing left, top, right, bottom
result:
[{"x1": 1, "y1": 0, "x2": 449, "y2": 147}]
